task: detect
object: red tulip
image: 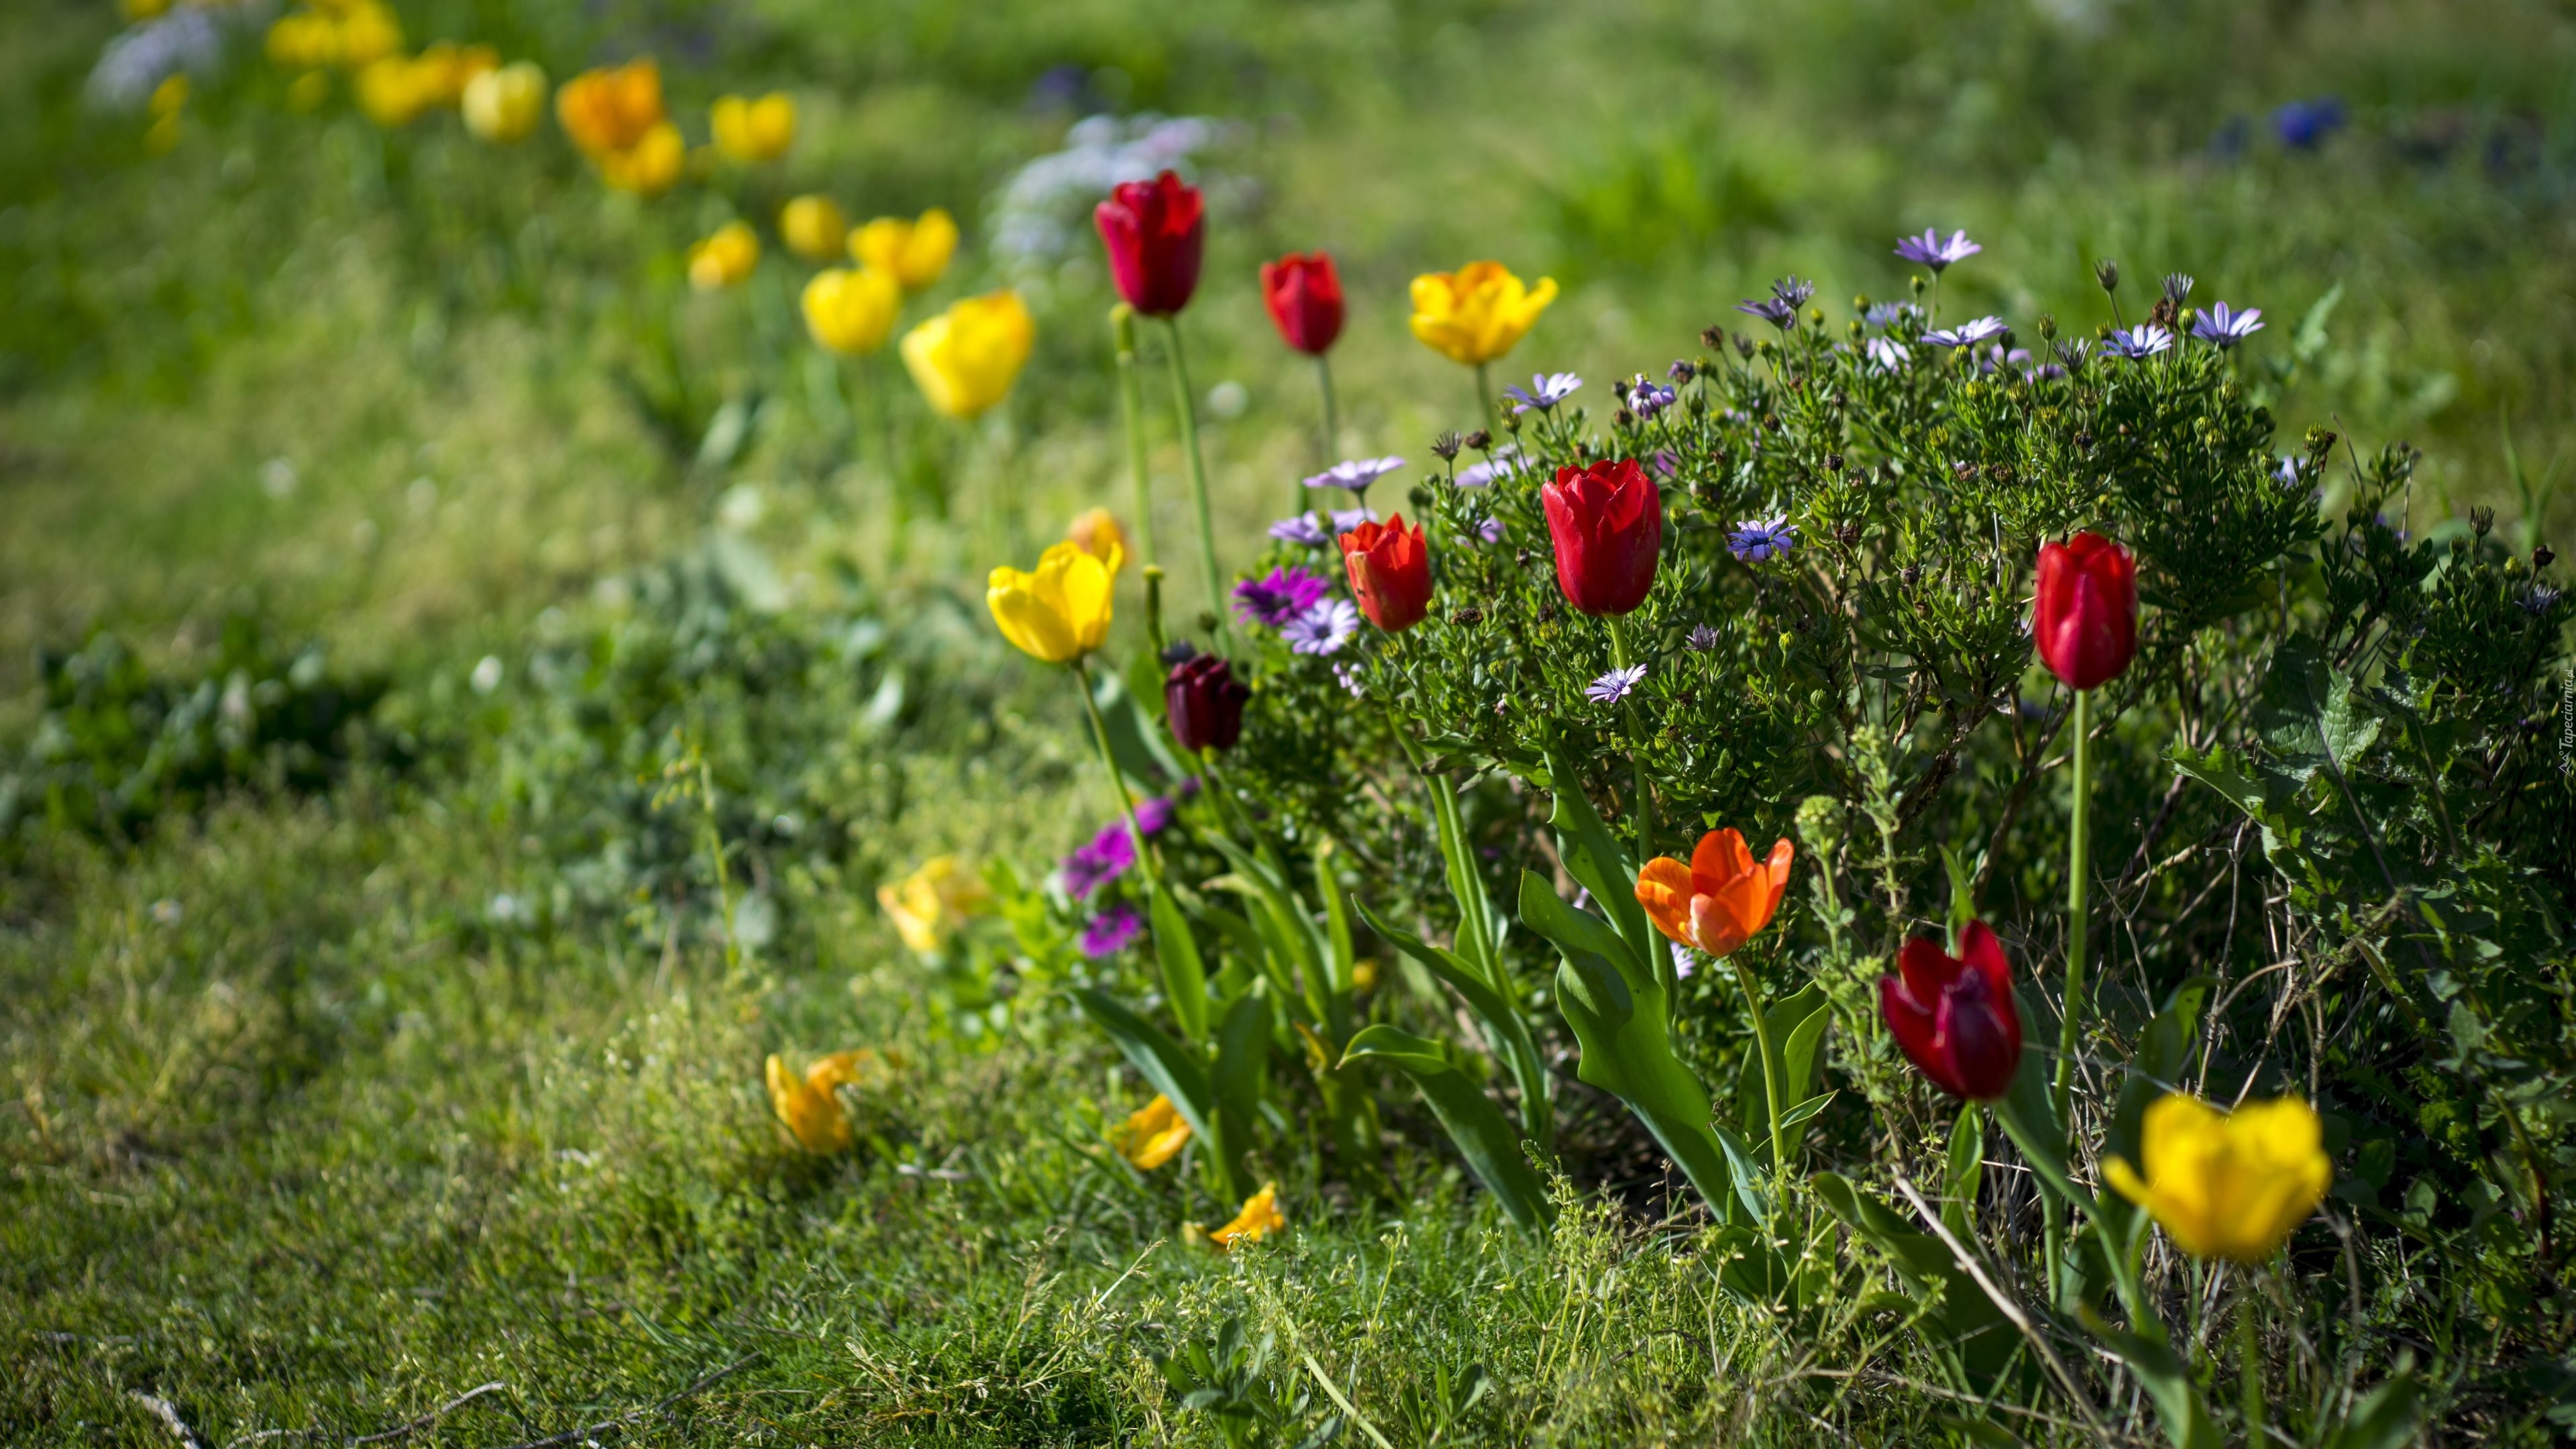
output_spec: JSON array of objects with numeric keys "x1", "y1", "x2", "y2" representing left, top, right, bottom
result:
[
  {"x1": 1880, "y1": 921, "x2": 2023, "y2": 1102},
  {"x1": 1340, "y1": 515, "x2": 1431, "y2": 632},
  {"x1": 2033, "y1": 531, "x2": 2138, "y2": 690},
  {"x1": 1093, "y1": 170, "x2": 1204, "y2": 317},
  {"x1": 1259, "y1": 251, "x2": 1344, "y2": 355},
  {"x1": 1166, "y1": 654, "x2": 1251, "y2": 753},
  {"x1": 1540, "y1": 459, "x2": 1662, "y2": 615}
]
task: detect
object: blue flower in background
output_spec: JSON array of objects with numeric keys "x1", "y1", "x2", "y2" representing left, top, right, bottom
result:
[
  {"x1": 2273, "y1": 97, "x2": 2348, "y2": 150},
  {"x1": 1234, "y1": 566, "x2": 1330, "y2": 626},
  {"x1": 1080, "y1": 904, "x2": 1144, "y2": 958},
  {"x1": 1587, "y1": 664, "x2": 1647, "y2": 705},
  {"x1": 2193, "y1": 301, "x2": 2264, "y2": 347},
  {"x1": 1728, "y1": 514, "x2": 1797, "y2": 564}
]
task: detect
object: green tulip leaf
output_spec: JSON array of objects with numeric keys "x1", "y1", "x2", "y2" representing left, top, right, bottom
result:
[{"x1": 1341, "y1": 1024, "x2": 1552, "y2": 1233}]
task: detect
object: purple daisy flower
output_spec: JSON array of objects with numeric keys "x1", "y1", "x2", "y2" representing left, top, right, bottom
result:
[
  {"x1": 1133, "y1": 796, "x2": 1177, "y2": 835},
  {"x1": 1866, "y1": 337, "x2": 1911, "y2": 374},
  {"x1": 1503, "y1": 372, "x2": 1582, "y2": 413},
  {"x1": 1283, "y1": 598, "x2": 1361, "y2": 656},
  {"x1": 1587, "y1": 664, "x2": 1648, "y2": 705},
  {"x1": 1233, "y1": 566, "x2": 1330, "y2": 627},
  {"x1": 1626, "y1": 374, "x2": 1677, "y2": 419},
  {"x1": 2192, "y1": 301, "x2": 2264, "y2": 347},
  {"x1": 1063, "y1": 822, "x2": 1136, "y2": 898},
  {"x1": 1465, "y1": 516, "x2": 1506, "y2": 545},
  {"x1": 1268, "y1": 515, "x2": 1330, "y2": 545},
  {"x1": 1079, "y1": 904, "x2": 1144, "y2": 958},
  {"x1": 1728, "y1": 513, "x2": 1797, "y2": 563},
  {"x1": 1330, "y1": 506, "x2": 1379, "y2": 533},
  {"x1": 2102, "y1": 324, "x2": 2175, "y2": 360},
  {"x1": 1736, "y1": 296, "x2": 1799, "y2": 331},
  {"x1": 1770, "y1": 276, "x2": 1817, "y2": 308},
  {"x1": 1456, "y1": 446, "x2": 1523, "y2": 488},
  {"x1": 1334, "y1": 662, "x2": 1366, "y2": 696},
  {"x1": 1923, "y1": 316, "x2": 2007, "y2": 349},
  {"x1": 1685, "y1": 624, "x2": 1721, "y2": 653},
  {"x1": 1304, "y1": 456, "x2": 1407, "y2": 496},
  {"x1": 1670, "y1": 942, "x2": 1697, "y2": 980},
  {"x1": 1648, "y1": 449, "x2": 1681, "y2": 480},
  {"x1": 1864, "y1": 301, "x2": 1922, "y2": 330},
  {"x1": 1894, "y1": 227, "x2": 1982, "y2": 272}
]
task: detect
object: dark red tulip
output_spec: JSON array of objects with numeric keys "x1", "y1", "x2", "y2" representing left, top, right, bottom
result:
[
  {"x1": 1880, "y1": 921, "x2": 2023, "y2": 1102},
  {"x1": 1093, "y1": 170, "x2": 1204, "y2": 317},
  {"x1": 1340, "y1": 515, "x2": 1432, "y2": 632},
  {"x1": 1540, "y1": 459, "x2": 1662, "y2": 615},
  {"x1": 1259, "y1": 251, "x2": 1344, "y2": 355},
  {"x1": 1166, "y1": 654, "x2": 1250, "y2": 752},
  {"x1": 2033, "y1": 531, "x2": 2138, "y2": 690}
]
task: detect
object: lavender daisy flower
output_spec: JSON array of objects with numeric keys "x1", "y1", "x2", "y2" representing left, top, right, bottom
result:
[
  {"x1": 1648, "y1": 449, "x2": 1681, "y2": 480},
  {"x1": 2520, "y1": 585, "x2": 2565, "y2": 616},
  {"x1": 1894, "y1": 227, "x2": 1982, "y2": 272},
  {"x1": 1670, "y1": 942, "x2": 1697, "y2": 981},
  {"x1": 1503, "y1": 372, "x2": 1582, "y2": 413},
  {"x1": 1922, "y1": 316, "x2": 2008, "y2": 349},
  {"x1": 1456, "y1": 446, "x2": 1522, "y2": 488},
  {"x1": 1627, "y1": 374, "x2": 1677, "y2": 418},
  {"x1": 1736, "y1": 295, "x2": 1799, "y2": 331},
  {"x1": 1864, "y1": 301, "x2": 1923, "y2": 330},
  {"x1": 1334, "y1": 661, "x2": 1366, "y2": 696},
  {"x1": 2161, "y1": 272, "x2": 2195, "y2": 304},
  {"x1": 1080, "y1": 904, "x2": 1145, "y2": 958},
  {"x1": 1063, "y1": 822, "x2": 1136, "y2": 898},
  {"x1": 1133, "y1": 796, "x2": 1177, "y2": 835},
  {"x1": 1728, "y1": 514, "x2": 1798, "y2": 563},
  {"x1": 1330, "y1": 506, "x2": 1379, "y2": 533},
  {"x1": 1668, "y1": 358, "x2": 1696, "y2": 382},
  {"x1": 2102, "y1": 324, "x2": 2175, "y2": 360},
  {"x1": 1686, "y1": 624, "x2": 1721, "y2": 652},
  {"x1": 1304, "y1": 456, "x2": 1407, "y2": 496},
  {"x1": 1588, "y1": 664, "x2": 1648, "y2": 705},
  {"x1": 1866, "y1": 337, "x2": 1911, "y2": 374},
  {"x1": 1233, "y1": 566, "x2": 1330, "y2": 627},
  {"x1": 1976, "y1": 344, "x2": 2033, "y2": 376},
  {"x1": 2192, "y1": 301, "x2": 2264, "y2": 347},
  {"x1": 1268, "y1": 514, "x2": 1330, "y2": 545},
  {"x1": 1466, "y1": 517, "x2": 1506, "y2": 545},
  {"x1": 1283, "y1": 598, "x2": 1361, "y2": 655},
  {"x1": 2275, "y1": 455, "x2": 2308, "y2": 486},
  {"x1": 1770, "y1": 276, "x2": 1817, "y2": 309}
]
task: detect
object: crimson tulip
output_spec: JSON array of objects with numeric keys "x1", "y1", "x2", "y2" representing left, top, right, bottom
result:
[
  {"x1": 1340, "y1": 515, "x2": 1432, "y2": 632},
  {"x1": 1540, "y1": 459, "x2": 1662, "y2": 615},
  {"x1": 1260, "y1": 252, "x2": 1344, "y2": 355},
  {"x1": 1093, "y1": 170, "x2": 1204, "y2": 317},
  {"x1": 1166, "y1": 654, "x2": 1250, "y2": 752},
  {"x1": 2033, "y1": 531, "x2": 2138, "y2": 690},
  {"x1": 1880, "y1": 921, "x2": 2023, "y2": 1102}
]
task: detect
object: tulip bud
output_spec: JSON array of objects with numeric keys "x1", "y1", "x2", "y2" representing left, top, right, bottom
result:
[
  {"x1": 1540, "y1": 460, "x2": 1662, "y2": 616},
  {"x1": 1259, "y1": 251, "x2": 1345, "y2": 355},
  {"x1": 1094, "y1": 171, "x2": 1204, "y2": 317},
  {"x1": 2033, "y1": 531, "x2": 2139, "y2": 691},
  {"x1": 1165, "y1": 655, "x2": 1250, "y2": 753},
  {"x1": 1880, "y1": 922, "x2": 2023, "y2": 1100}
]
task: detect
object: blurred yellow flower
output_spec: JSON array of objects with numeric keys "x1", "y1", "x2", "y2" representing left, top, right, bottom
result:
[
  {"x1": 710, "y1": 92, "x2": 796, "y2": 162},
  {"x1": 1210, "y1": 1181, "x2": 1285, "y2": 1249},
  {"x1": 266, "y1": 0, "x2": 400, "y2": 71},
  {"x1": 462, "y1": 60, "x2": 547, "y2": 144},
  {"x1": 687, "y1": 221, "x2": 761, "y2": 290},
  {"x1": 2104, "y1": 1095, "x2": 2332, "y2": 1264},
  {"x1": 353, "y1": 55, "x2": 435, "y2": 127},
  {"x1": 332, "y1": 0, "x2": 401, "y2": 68},
  {"x1": 801, "y1": 267, "x2": 902, "y2": 357},
  {"x1": 852, "y1": 208, "x2": 959, "y2": 293},
  {"x1": 779, "y1": 195, "x2": 849, "y2": 264},
  {"x1": 556, "y1": 58, "x2": 663, "y2": 156},
  {"x1": 765, "y1": 1048, "x2": 898, "y2": 1154},
  {"x1": 1408, "y1": 260, "x2": 1558, "y2": 366},
  {"x1": 900, "y1": 289, "x2": 1034, "y2": 420},
  {"x1": 1065, "y1": 508, "x2": 1128, "y2": 573},
  {"x1": 415, "y1": 42, "x2": 498, "y2": 107},
  {"x1": 1110, "y1": 1094, "x2": 1193, "y2": 1170},
  {"x1": 987, "y1": 541, "x2": 1119, "y2": 665},
  {"x1": 596, "y1": 121, "x2": 685, "y2": 197},
  {"x1": 875, "y1": 855, "x2": 990, "y2": 956},
  {"x1": 148, "y1": 73, "x2": 189, "y2": 118},
  {"x1": 123, "y1": 0, "x2": 174, "y2": 21}
]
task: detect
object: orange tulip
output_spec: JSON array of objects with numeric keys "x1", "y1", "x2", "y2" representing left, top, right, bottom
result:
[{"x1": 1634, "y1": 828, "x2": 1793, "y2": 961}]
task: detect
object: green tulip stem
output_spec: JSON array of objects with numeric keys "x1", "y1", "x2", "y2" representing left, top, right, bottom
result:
[
  {"x1": 1473, "y1": 362, "x2": 1497, "y2": 439},
  {"x1": 1731, "y1": 953, "x2": 1792, "y2": 1201},
  {"x1": 1313, "y1": 354, "x2": 1340, "y2": 482},
  {"x1": 1156, "y1": 315, "x2": 1228, "y2": 650},
  {"x1": 2238, "y1": 1274, "x2": 2267, "y2": 1442},
  {"x1": 1072, "y1": 658, "x2": 1159, "y2": 892},
  {"x1": 1112, "y1": 309, "x2": 1157, "y2": 571},
  {"x1": 1605, "y1": 614, "x2": 1653, "y2": 865},
  {"x1": 2053, "y1": 686, "x2": 2092, "y2": 1130}
]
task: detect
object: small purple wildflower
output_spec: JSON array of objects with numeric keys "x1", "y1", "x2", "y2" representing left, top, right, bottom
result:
[
  {"x1": 1503, "y1": 372, "x2": 1582, "y2": 413},
  {"x1": 1728, "y1": 513, "x2": 1797, "y2": 563},
  {"x1": 1736, "y1": 295, "x2": 1799, "y2": 331},
  {"x1": 1770, "y1": 276, "x2": 1817, "y2": 309},
  {"x1": 1466, "y1": 516, "x2": 1506, "y2": 545},
  {"x1": 1686, "y1": 623, "x2": 1721, "y2": 652},
  {"x1": 2102, "y1": 324, "x2": 2175, "y2": 360},
  {"x1": 2192, "y1": 301, "x2": 2264, "y2": 347},
  {"x1": 2273, "y1": 97, "x2": 2347, "y2": 150},
  {"x1": 1334, "y1": 661, "x2": 1366, "y2": 697},
  {"x1": 2275, "y1": 455, "x2": 2308, "y2": 486},
  {"x1": 1283, "y1": 598, "x2": 1361, "y2": 656},
  {"x1": 1234, "y1": 566, "x2": 1330, "y2": 627},
  {"x1": 1627, "y1": 374, "x2": 1677, "y2": 419},
  {"x1": 1648, "y1": 449, "x2": 1680, "y2": 480},
  {"x1": 1923, "y1": 316, "x2": 2008, "y2": 349},
  {"x1": 1670, "y1": 942, "x2": 1697, "y2": 980},
  {"x1": 2520, "y1": 585, "x2": 2564, "y2": 617},
  {"x1": 1864, "y1": 301, "x2": 1923, "y2": 330},
  {"x1": 1587, "y1": 663, "x2": 1647, "y2": 705},
  {"x1": 1063, "y1": 822, "x2": 1136, "y2": 898},
  {"x1": 1668, "y1": 358, "x2": 1695, "y2": 382},
  {"x1": 2161, "y1": 272, "x2": 2195, "y2": 304},
  {"x1": 1330, "y1": 506, "x2": 1379, "y2": 533},
  {"x1": 1268, "y1": 514, "x2": 1330, "y2": 545},
  {"x1": 1976, "y1": 343, "x2": 2033, "y2": 376},
  {"x1": 1305, "y1": 456, "x2": 1407, "y2": 496},
  {"x1": 1456, "y1": 447, "x2": 1523, "y2": 488},
  {"x1": 1866, "y1": 337, "x2": 1911, "y2": 374},
  {"x1": 1894, "y1": 228, "x2": 1982, "y2": 272},
  {"x1": 1133, "y1": 796, "x2": 1177, "y2": 835},
  {"x1": 1080, "y1": 904, "x2": 1144, "y2": 958}
]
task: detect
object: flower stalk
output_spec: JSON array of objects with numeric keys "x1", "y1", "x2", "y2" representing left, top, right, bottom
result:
[
  {"x1": 1159, "y1": 315, "x2": 1228, "y2": 649},
  {"x1": 2054, "y1": 686, "x2": 2092, "y2": 1128},
  {"x1": 1112, "y1": 306, "x2": 1157, "y2": 572}
]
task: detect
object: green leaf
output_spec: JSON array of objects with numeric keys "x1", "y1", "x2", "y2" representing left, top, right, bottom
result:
[
  {"x1": 1212, "y1": 989, "x2": 1271, "y2": 1124},
  {"x1": 1811, "y1": 1172, "x2": 2027, "y2": 1395},
  {"x1": 1515, "y1": 869, "x2": 1644, "y2": 987},
  {"x1": 1149, "y1": 884, "x2": 1210, "y2": 1041},
  {"x1": 2078, "y1": 1305, "x2": 2220, "y2": 1449},
  {"x1": 1540, "y1": 743, "x2": 1657, "y2": 970},
  {"x1": 2325, "y1": 1366, "x2": 2419, "y2": 1449},
  {"x1": 1343, "y1": 1024, "x2": 1553, "y2": 1232},
  {"x1": 1711, "y1": 1121, "x2": 1770, "y2": 1222},
  {"x1": 1071, "y1": 988, "x2": 1214, "y2": 1143},
  {"x1": 1089, "y1": 665, "x2": 1189, "y2": 788},
  {"x1": 1352, "y1": 896, "x2": 1551, "y2": 1146},
  {"x1": 1943, "y1": 1103, "x2": 1986, "y2": 1242},
  {"x1": 1734, "y1": 983, "x2": 1829, "y2": 1133}
]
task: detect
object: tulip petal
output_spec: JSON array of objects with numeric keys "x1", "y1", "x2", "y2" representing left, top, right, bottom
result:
[
  {"x1": 1880, "y1": 973, "x2": 1965, "y2": 1098},
  {"x1": 1633, "y1": 857, "x2": 1696, "y2": 947}
]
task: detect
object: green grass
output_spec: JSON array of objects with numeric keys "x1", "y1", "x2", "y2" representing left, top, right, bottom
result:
[{"x1": 7, "y1": 0, "x2": 2576, "y2": 1441}]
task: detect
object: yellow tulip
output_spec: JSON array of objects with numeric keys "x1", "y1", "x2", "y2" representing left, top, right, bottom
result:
[
  {"x1": 852, "y1": 208, "x2": 959, "y2": 292},
  {"x1": 597, "y1": 121, "x2": 685, "y2": 197},
  {"x1": 710, "y1": 92, "x2": 796, "y2": 162},
  {"x1": 779, "y1": 195, "x2": 850, "y2": 264},
  {"x1": 331, "y1": 0, "x2": 402, "y2": 68},
  {"x1": 1408, "y1": 260, "x2": 1559, "y2": 366},
  {"x1": 2104, "y1": 1095, "x2": 2332, "y2": 1264},
  {"x1": 353, "y1": 54, "x2": 435, "y2": 127},
  {"x1": 875, "y1": 855, "x2": 991, "y2": 956},
  {"x1": 901, "y1": 289, "x2": 1035, "y2": 420},
  {"x1": 802, "y1": 267, "x2": 902, "y2": 356},
  {"x1": 556, "y1": 58, "x2": 663, "y2": 156},
  {"x1": 687, "y1": 221, "x2": 761, "y2": 290},
  {"x1": 765, "y1": 1048, "x2": 897, "y2": 1154},
  {"x1": 414, "y1": 42, "x2": 497, "y2": 106},
  {"x1": 987, "y1": 541, "x2": 1119, "y2": 665},
  {"x1": 266, "y1": 13, "x2": 338, "y2": 70},
  {"x1": 1065, "y1": 508, "x2": 1128, "y2": 573},
  {"x1": 1209, "y1": 1181, "x2": 1285, "y2": 1249},
  {"x1": 1110, "y1": 1095, "x2": 1193, "y2": 1170},
  {"x1": 462, "y1": 60, "x2": 547, "y2": 144}
]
